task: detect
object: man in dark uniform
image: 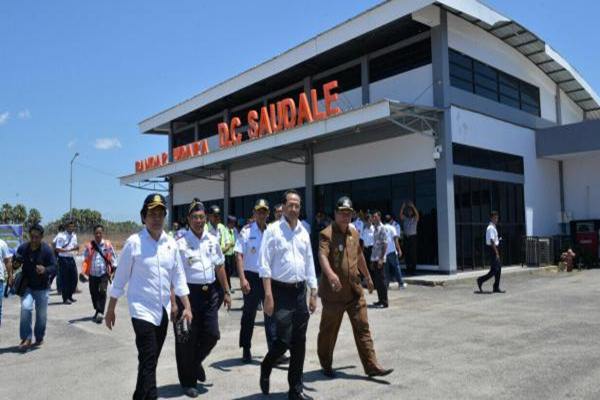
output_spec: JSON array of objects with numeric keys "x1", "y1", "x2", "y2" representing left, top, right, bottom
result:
[
  {"x1": 173, "y1": 198, "x2": 232, "y2": 397},
  {"x1": 317, "y1": 196, "x2": 393, "y2": 378},
  {"x1": 236, "y1": 198, "x2": 276, "y2": 363}
]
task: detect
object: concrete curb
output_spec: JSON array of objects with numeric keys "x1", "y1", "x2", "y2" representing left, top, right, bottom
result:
[{"x1": 405, "y1": 265, "x2": 560, "y2": 287}]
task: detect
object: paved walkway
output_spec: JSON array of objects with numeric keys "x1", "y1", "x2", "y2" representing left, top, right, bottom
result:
[{"x1": 1, "y1": 268, "x2": 598, "y2": 399}]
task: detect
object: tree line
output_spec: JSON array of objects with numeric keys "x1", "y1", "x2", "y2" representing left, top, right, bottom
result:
[{"x1": 1, "y1": 203, "x2": 140, "y2": 235}]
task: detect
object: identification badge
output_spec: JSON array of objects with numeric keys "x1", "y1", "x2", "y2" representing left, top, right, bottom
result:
[{"x1": 338, "y1": 244, "x2": 344, "y2": 252}]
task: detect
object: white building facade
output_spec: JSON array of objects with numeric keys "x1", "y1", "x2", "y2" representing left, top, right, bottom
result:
[{"x1": 122, "y1": 0, "x2": 600, "y2": 273}]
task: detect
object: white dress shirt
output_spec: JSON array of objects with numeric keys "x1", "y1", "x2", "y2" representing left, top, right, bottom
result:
[
  {"x1": 361, "y1": 224, "x2": 375, "y2": 247},
  {"x1": 384, "y1": 224, "x2": 399, "y2": 256},
  {"x1": 234, "y1": 222, "x2": 265, "y2": 274},
  {"x1": 353, "y1": 219, "x2": 364, "y2": 237},
  {"x1": 258, "y1": 217, "x2": 317, "y2": 289},
  {"x1": 55, "y1": 231, "x2": 78, "y2": 258},
  {"x1": 110, "y1": 229, "x2": 189, "y2": 326},
  {"x1": 177, "y1": 229, "x2": 224, "y2": 284},
  {"x1": 486, "y1": 223, "x2": 499, "y2": 246}
]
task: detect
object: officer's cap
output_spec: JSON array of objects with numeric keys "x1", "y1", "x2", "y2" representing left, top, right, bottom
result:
[
  {"x1": 143, "y1": 193, "x2": 167, "y2": 211},
  {"x1": 188, "y1": 198, "x2": 205, "y2": 215},
  {"x1": 254, "y1": 198, "x2": 270, "y2": 211},
  {"x1": 209, "y1": 205, "x2": 221, "y2": 215},
  {"x1": 335, "y1": 196, "x2": 354, "y2": 212}
]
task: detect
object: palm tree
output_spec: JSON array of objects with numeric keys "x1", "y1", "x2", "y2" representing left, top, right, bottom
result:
[
  {"x1": 1, "y1": 203, "x2": 12, "y2": 224},
  {"x1": 26, "y1": 208, "x2": 42, "y2": 228},
  {"x1": 12, "y1": 204, "x2": 27, "y2": 224}
]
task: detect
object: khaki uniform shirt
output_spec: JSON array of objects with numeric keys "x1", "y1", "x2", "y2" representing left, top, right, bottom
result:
[{"x1": 318, "y1": 223, "x2": 363, "y2": 303}]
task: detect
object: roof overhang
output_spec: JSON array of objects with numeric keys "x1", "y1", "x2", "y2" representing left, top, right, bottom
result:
[
  {"x1": 536, "y1": 119, "x2": 600, "y2": 159},
  {"x1": 138, "y1": 0, "x2": 599, "y2": 135},
  {"x1": 121, "y1": 100, "x2": 443, "y2": 185}
]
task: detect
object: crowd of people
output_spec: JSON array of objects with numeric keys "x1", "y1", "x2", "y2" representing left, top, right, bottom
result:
[{"x1": 0, "y1": 190, "x2": 510, "y2": 400}]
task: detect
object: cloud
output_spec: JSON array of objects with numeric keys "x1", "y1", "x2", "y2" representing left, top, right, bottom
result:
[
  {"x1": 0, "y1": 112, "x2": 9, "y2": 125},
  {"x1": 94, "y1": 137, "x2": 122, "y2": 150},
  {"x1": 67, "y1": 139, "x2": 77, "y2": 149},
  {"x1": 17, "y1": 109, "x2": 31, "y2": 119}
]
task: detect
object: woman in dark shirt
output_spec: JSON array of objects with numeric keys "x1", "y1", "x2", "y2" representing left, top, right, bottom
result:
[{"x1": 15, "y1": 224, "x2": 56, "y2": 352}]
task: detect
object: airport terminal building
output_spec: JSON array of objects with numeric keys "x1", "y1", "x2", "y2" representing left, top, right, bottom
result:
[{"x1": 121, "y1": 0, "x2": 600, "y2": 274}]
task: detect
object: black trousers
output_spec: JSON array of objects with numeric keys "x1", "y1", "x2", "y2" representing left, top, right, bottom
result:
[
  {"x1": 261, "y1": 281, "x2": 309, "y2": 395},
  {"x1": 58, "y1": 257, "x2": 78, "y2": 302},
  {"x1": 132, "y1": 309, "x2": 168, "y2": 400},
  {"x1": 89, "y1": 274, "x2": 109, "y2": 314},
  {"x1": 240, "y1": 271, "x2": 275, "y2": 350},
  {"x1": 405, "y1": 235, "x2": 418, "y2": 275},
  {"x1": 479, "y1": 247, "x2": 502, "y2": 291},
  {"x1": 174, "y1": 283, "x2": 221, "y2": 388},
  {"x1": 224, "y1": 254, "x2": 235, "y2": 289},
  {"x1": 371, "y1": 261, "x2": 388, "y2": 305}
]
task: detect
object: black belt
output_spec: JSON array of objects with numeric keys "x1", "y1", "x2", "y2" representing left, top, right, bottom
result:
[
  {"x1": 190, "y1": 282, "x2": 217, "y2": 292},
  {"x1": 272, "y1": 280, "x2": 306, "y2": 289}
]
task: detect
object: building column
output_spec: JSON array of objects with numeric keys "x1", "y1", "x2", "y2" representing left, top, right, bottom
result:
[
  {"x1": 223, "y1": 165, "x2": 231, "y2": 220},
  {"x1": 167, "y1": 121, "x2": 175, "y2": 227},
  {"x1": 361, "y1": 55, "x2": 370, "y2": 105},
  {"x1": 304, "y1": 144, "x2": 315, "y2": 225},
  {"x1": 432, "y1": 9, "x2": 457, "y2": 274},
  {"x1": 555, "y1": 84, "x2": 567, "y2": 234}
]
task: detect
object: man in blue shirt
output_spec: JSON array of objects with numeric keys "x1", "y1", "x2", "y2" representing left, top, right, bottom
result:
[{"x1": 15, "y1": 224, "x2": 56, "y2": 351}]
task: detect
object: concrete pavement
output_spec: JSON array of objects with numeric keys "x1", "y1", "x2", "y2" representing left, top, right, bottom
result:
[{"x1": 1, "y1": 268, "x2": 599, "y2": 399}]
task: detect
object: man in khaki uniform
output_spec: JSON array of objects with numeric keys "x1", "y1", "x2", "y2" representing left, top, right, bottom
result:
[{"x1": 317, "y1": 196, "x2": 394, "y2": 378}]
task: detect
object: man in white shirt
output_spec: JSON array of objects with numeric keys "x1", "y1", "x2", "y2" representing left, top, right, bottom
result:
[
  {"x1": 384, "y1": 215, "x2": 406, "y2": 290},
  {"x1": 477, "y1": 211, "x2": 505, "y2": 293},
  {"x1": 0, "y1": 238, "x2": 13, "y2": 327},
  {"x1": 173, "y1": 198, "x2": 232, "y2": 398},
  {"x1": 369, "y1": 211, "x2": 389, "y2": 308},
  {"x1": 258, "y1": 189, "x2": 317, "y2": 400},
  {"x1": 54, "y1": 220, "x2": 79, "y2": 304},
  {"x1": 236, "y1": 198, "x2": 275, "y2": 363},
  {"x1": 106, "y1": 194, "x2": 193, "y2": 400}
]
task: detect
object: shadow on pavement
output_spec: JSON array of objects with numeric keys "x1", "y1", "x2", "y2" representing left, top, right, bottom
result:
[
  {"x1": 68, "y1": 316, "x2": 96, "y2": 324},
  {"x1": 210, "y1": 357, "x2": 262, "y2": 371},
  {"x1": 157, "y1": 384, "x2": 208, "y2": 398},
  {"x1": 0, "y1": 345, "x2": 41, "y2": 355},
  {"x1": 303, "y1": 366, "x2": 391, "y2": 385},
  {"x1": 232, "y1": 391, "x2": 289, "y2": 400}
]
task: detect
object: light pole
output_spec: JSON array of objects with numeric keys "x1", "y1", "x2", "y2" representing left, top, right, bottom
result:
[{"x1": 69, "y1": 152, "x2": 79, "y2": 218}]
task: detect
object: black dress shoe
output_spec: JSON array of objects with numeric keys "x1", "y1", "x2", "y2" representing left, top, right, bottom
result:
[
  {"x1": 197, "y1": 364, "x2": 206, "y2": 382},
  {"x1": 321, "y1": 367, "x2": 336, "y2": 378},
  {"x1": 493, "y1": 289, "x2": 506, "y2": 294},
  {"x1": 368, "y1": 367, "x2": 394, "y2": 377},
  {"x1": 63, "y1": 299, "x2": 72, "y2": 305},
  {"x1": 260, "y1": 364, "x2": 270, "y2": 395},
  {"x1": 69, "y1": 298, "x2": 77, "y2": 303},
  {"x1": 288, "y1": 390, "x2": 311, "y2": 400},
  {"x1": 372, "y1": 301, "x2": 382, "y2": 306},
  {"x1": 477, "y1": 278, "x2": 483, "y2": 293},
  {"x1": 242, "y1": 347, "x2": 252, "y2": 363},
  {"x1": 183, "y1": 387, "x2": 199, "y2": 398}
]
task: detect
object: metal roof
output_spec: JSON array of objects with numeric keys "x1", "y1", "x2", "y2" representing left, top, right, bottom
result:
[
  {"x1": 439, "y1": 2, "x2": 600, "y2": 119},
  {"x1": 138, "y1": 0, "x2": 600, "y2": 134}
]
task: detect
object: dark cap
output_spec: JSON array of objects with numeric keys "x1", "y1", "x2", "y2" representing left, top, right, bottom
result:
[
  {"x1": 143, "y1": 193, "x2": 167, "y2": 210},
  {"x1": 209, "y1": 205, "x2": 221, "y2": 215},
  {"x1": 188, "y1": 198, "x2": 205, "y2": 215},
  {"x1": 227, "y1": 215, "x2": 237, "y2": 223},
  {"x1": 335, "y1": 196, "x2": 354, "y2": 212},
  {"x1": 254, "y1": 198, "x2": 270, "y2": 211}
]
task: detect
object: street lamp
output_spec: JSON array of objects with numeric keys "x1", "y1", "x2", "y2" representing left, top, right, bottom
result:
[{"x1": 70, "y1": 152, "x2": 79, "y2": 218}]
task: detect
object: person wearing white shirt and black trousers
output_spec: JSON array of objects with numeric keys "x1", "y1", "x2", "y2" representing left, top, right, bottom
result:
[
  {"x1": 105, "y1": 194, "x2": 193, "y2": 400},
  {"x1": 173, "y1": 198, "x2": 232, "y2": 398},
  {"x1": 259, "y1": 189, "x2": 317, "y2": 400},
  {"x1": 236, "y1": 198, "x2": 276, "y2": 363},
  {"x1": 54, "y1": 220, "x2": 79, "y2": 304},
  {"x1": 477, "y1": 211, "x2": 505, "y2": 294}
]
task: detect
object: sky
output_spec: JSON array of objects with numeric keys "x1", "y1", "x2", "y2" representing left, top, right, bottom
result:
[{"x1": 1, "y1": 0, "x2": 598, "y2": 223}]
